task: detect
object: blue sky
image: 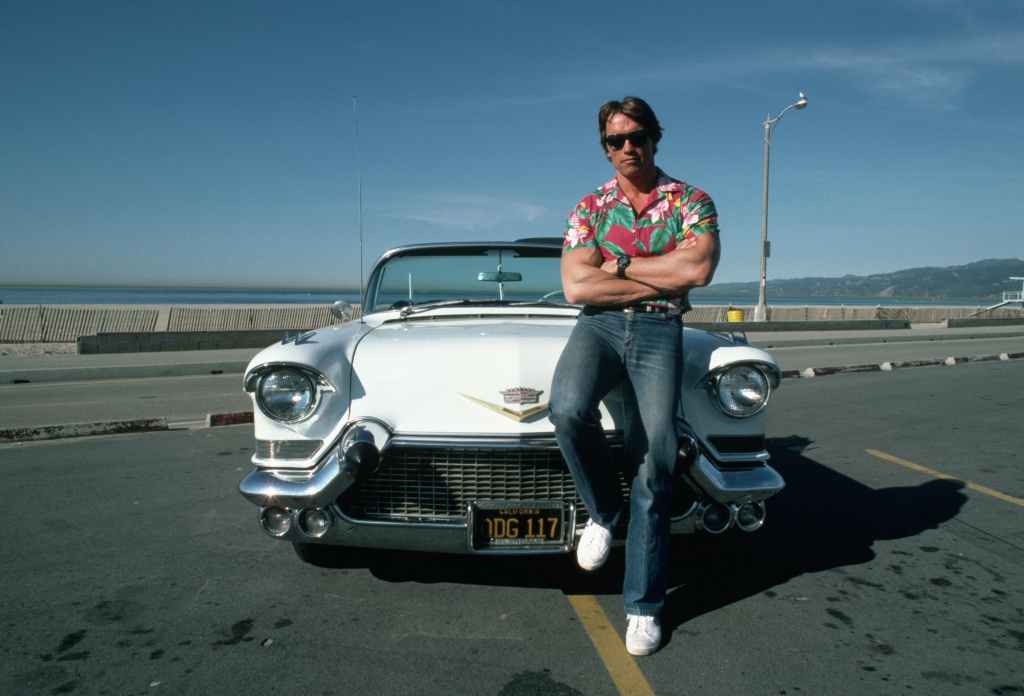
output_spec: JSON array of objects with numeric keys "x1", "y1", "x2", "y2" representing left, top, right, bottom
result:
[{"x1": 1, "y1": 0, "x2": 1021, "y2": 289}]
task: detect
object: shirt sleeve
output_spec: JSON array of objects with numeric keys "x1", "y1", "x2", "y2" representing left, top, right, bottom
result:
[
  {"x1": 562, "y1": 197, "x2": 599, "y2": 255},
  {"x1": 677, "y1": 190, "x2": 720, "y2": 243}
]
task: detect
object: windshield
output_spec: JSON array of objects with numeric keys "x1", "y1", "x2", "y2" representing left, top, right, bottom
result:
[{"x1": 365, "y1": 247, "x2": 566, "y2": 313}]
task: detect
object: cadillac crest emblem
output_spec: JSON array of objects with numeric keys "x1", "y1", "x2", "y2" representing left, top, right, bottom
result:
[{"x1": 501, "y1": 387, "x2": 543, "y2": 405}]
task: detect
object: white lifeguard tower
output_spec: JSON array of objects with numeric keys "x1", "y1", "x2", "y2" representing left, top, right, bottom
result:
[{"x1": 969, "y1": 277, "x2": 1024, "y2": 317}]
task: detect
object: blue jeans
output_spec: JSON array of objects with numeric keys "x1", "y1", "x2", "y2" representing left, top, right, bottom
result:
[{"x1": 550, "y1": 309, "x2": 682, "y2": 617}]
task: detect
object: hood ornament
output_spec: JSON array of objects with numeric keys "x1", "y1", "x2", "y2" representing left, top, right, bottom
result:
[
  {"x1": 500, "y1": 387, "x2": 543, "y2": 405},
  {"x1": 281, "y1": 330, "x2": 317, "y2": 345},
  {"x1": 459, "y1": 391, "x2": 549, "y2": 423}
]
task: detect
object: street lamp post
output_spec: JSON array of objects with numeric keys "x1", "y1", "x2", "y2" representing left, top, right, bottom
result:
[{"x1": 754, "y1": 92, "x2": 808, "y2": 322}]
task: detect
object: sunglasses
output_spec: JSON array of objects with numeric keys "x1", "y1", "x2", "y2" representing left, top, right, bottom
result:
[{"x1": 605, "y1": 129, "x2": 649, "y2": 151}]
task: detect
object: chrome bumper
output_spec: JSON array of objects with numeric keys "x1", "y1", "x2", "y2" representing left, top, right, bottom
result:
[
  {"x1": 239, "y1": 444, "x2": 785, "y2": 553},
  {"x1": 687, "y1": 455, "x2": 786, "y2": 504},
  {"x1": 264, "y1": 504, "x2": 700, "y2": 554},
  {"x1": 239, "y1": 449, "x2": 357, "y2": 509}
]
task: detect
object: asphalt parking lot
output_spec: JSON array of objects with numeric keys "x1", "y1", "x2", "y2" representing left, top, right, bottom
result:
[
  {"x1": 0, "y1": 373, "x2": 250, "y2": 429},
  {"x1": 2, "y1": 361, "x2": 1023, "y2": 695}
]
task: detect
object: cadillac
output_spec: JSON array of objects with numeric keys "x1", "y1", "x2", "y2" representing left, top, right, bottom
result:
[{"x1": 237, "y1": 240, "x2": 784, "y2": 564}]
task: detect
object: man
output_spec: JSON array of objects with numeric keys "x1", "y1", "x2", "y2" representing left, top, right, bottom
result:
[{"x1": 549, "y1": 96, "x2": 720, "y2": 656}]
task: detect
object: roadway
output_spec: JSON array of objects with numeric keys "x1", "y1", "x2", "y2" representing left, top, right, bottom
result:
[
  {"x1": 763, "y1": 334, "x2": 1024, "y2": 371},
  {"x1": 0, "y1": 332, "x2": 1021, "y2": 431},
  {"x1": 2, "y1": 360, "x2": 1022, "y2": 695},
  {"x1": 0, "y1": 373, "x2": 252, "y2": 429}
]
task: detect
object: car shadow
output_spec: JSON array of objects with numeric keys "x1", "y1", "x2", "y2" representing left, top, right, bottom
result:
[
  {"x1": 305, "y1": 436, "x2": 967, "y2": 638},
  {"x1": 656, "y1": 436, "x2": 966, "y2": 647}
]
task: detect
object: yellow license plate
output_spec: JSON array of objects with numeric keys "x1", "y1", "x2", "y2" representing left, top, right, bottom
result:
[{"x1": 471, "y1": 501, "x2": 565, "y2": 550}]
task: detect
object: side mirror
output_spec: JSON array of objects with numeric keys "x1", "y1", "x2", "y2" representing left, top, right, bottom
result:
[{"x1": 331, "y1": 300, "x2": 352, "y2": 321}]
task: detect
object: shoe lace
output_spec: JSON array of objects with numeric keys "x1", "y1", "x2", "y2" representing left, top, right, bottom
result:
[
  {"x1": 582, "y1": 521, "x2": 603, "y2": 550},
  {"x1": 630, "y1": 616, "x2": 656, "y2": 639}
]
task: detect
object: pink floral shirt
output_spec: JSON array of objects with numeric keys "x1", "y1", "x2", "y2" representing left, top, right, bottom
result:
[{"x1": 563, "y1": 169, "x2": 719, "y2": 312}]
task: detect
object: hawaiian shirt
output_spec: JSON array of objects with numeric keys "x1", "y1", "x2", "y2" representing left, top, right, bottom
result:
[{"x1": 562, "y1": 168, "x2": 719, "y2": 312}]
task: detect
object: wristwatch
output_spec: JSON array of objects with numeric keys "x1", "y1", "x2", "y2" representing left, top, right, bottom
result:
[{"x1": 616, "y1": 255, "x2": 631, "y2": 279}]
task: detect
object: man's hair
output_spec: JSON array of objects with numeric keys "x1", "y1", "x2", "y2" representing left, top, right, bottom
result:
[{"x1": 598, "y1": 96, "x2": 663, "y2": 154}]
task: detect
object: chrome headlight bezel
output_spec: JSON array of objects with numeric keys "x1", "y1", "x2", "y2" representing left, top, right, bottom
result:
[
  {"x1": 338, "y1": 417, "x2": 393, "y2": 455},
  {"x1": 702, "y1": 362, "x2": 778, "y2": 418},
  {"x1": 244, "y1": 363, "x2": 336, "y2": 423}
]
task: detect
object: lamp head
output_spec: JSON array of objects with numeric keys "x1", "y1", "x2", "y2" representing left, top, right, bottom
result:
[{"x1": 795, "y1": 92, "x2": 808, "y2": 109}]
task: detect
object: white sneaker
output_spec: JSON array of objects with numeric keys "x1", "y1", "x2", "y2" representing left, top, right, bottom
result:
[
  {"x1": 576, "y1": 519, "x2": 612, "y2": 571},
  {"x1": 626, "y1": 615, "x2": 661, "y2": 656}
]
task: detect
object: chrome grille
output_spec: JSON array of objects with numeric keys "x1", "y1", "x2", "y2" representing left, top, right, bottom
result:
[{"x1": 339, "y1": 446, "x2": 627, "y2": 523}]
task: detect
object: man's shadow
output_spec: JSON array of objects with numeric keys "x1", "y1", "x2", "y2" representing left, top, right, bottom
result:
[
  {"x1": 306, "y1": 436, "x2": 967, "y2": 632},
  {"x1": 655, "y1": 436, "x2": 966, "y2": 644}
]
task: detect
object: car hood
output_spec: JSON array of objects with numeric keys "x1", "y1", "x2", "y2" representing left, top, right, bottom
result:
[{"x1": 349, "y1": 318, "x2": 624, "y2": 435}]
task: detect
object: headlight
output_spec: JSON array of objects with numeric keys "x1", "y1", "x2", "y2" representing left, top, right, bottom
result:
[
  {"x1": 258, "y1": 368, "x2": 314, "y2": 421},
  {"x1": 715, "y1": 366, "x2": 770, "y2": 417}
]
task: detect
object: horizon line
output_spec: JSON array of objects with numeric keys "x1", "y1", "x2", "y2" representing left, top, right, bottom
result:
[{"x1": 0, "y1": 283, "x2": 362, "y2": 292}]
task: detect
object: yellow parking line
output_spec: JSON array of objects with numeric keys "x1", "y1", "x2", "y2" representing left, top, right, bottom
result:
[
  {"x1": 567, "y1": 594, "x2": 656, "y2": 696},
  {"x1": 866, "y1": 449, "x2": 1024, "y2": 508},
  {"x1": 0, "y1": 400, "x2": 104, "y2": 410}
]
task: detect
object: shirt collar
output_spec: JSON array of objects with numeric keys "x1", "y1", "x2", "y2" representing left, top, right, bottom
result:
[
  {"x1": 602, "y1": 168, "x2": 683, "y2": 203},
  {"x1": 655, "y1": 168, "x2": 684, "y2": 195}
]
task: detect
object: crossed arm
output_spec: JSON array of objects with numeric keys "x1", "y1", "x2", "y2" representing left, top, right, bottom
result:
[{"x1": 559, "y1": 233, "x2": 720, "y2": 306}]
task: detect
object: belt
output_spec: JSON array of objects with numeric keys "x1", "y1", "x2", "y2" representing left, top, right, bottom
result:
[{"x1": 584, "y1": 304, "x2": 682, "y2": 316}]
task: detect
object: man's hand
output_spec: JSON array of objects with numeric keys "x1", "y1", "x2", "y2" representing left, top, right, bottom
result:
[
  {"x1": 608, "y1": 234, "x2": 719, "y2": 293},
  {"x1": 560, "y1": 246, "x2": 663, "y2": 306},
  {"x1": 599, "y1": 236, "x2": 698, "y2": 275}
]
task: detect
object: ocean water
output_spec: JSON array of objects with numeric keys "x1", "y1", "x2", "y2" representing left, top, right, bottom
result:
[
  {"x1": 0, "y1": 286, "x2": 1003, "y2": 307},
  {"x1": 0, "y1": 286, "x2": 362, "y2": 305}
]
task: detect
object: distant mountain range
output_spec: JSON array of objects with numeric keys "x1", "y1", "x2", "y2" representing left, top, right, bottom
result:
[{"x1": 693, "y1": 258, "x2": 1024, "y2": 299}]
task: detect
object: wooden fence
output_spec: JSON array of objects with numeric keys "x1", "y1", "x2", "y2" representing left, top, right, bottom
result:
[
  {"x1": 0, "y1": 302, "x2": 1016, "y2": 342},
  {"x1": 166, "y1": 306, "x2": 341, "y2": 331},
  {"x1": 0, "y1": 306, "x2": 159, "y2": 342}
]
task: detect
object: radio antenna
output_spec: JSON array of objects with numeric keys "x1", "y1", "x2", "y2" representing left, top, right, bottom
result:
[{"x1": 352, "y1": 96, "x2": 365, "y2": 323}]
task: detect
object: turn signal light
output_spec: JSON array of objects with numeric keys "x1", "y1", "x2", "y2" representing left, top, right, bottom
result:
[
  {"x1": 298, "y1": 508, "x2": 331, "y2": 537},
  {"x1": 260, "y1": 507, "x2": 291, "y2": 536}
]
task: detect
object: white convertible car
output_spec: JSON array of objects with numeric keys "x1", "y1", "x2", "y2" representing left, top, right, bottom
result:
[{"x1": 238, "y1": 240, "x2": 784, "y2": 563}]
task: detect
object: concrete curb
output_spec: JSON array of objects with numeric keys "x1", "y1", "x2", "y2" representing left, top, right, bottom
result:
[
  {"x1": 944, "y1": 354, "x2": 1002, "y2": 365},
  {"x1": 692, "y1": 319, "x2": 911, "y2": 332},
  {"x1": 802, "y1": 364, "x2": 881, "y2": 377},
  {"x1": 0, "y1": 360, "x2": 250, "y2": 384},
  {"x1": 1, "y1": 409, "x2": 255, "y2": 443},
  {"x1": 0, "y1": 417, "x2": 169, "y2": 443},
  {"x1": 880, "y1": 359, "x2": 945, "y2": 370},
  {"x1": 944, "y1": 317, "x2": 1024, "y2": 328},
  {"x1": 783, "y1": 351, "x2": 1024, "y2": 379},
  {"x1": 77, "y1": 329, "x2": 312, "y2": 354},
  {"x1": 751, "y1": 328, "x2": 1024, "y2": 349},
  {"x1": 207, "y1": 411, "x2": 254, "y2": 427}
]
